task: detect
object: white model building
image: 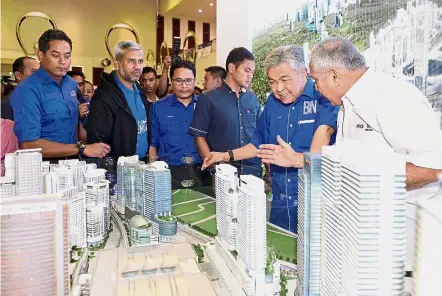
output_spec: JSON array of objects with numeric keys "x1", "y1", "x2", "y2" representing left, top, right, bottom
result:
[
  {"x1": 116, "y1": 155, "x2": 139, "y2": 215},
  {"x1": 321, "y1": 139, "x2": 407, "y2": 295},
  {"x1": 84, "y1": 180, "x2": 110, "y2": 247},
  {"x1": 296, "y1": 153, "x2": 322, "y2": 296},
  {"x1": 1, "y1": 194, "x2": 70, "y2": 296},
  {"x1": 61, "y1": 187, "x2": 87, "y2": 248},
  {"x1": 84, "y1": 168, "x2": 106, "y2": 184},
  {"x1": 14, "y1": 149, "x2": 43, "y2": 196},
  {"x1": 215, "y1": 164, "x2": 239, "y2": 251},
  {"x1": 135, "y1": 161, "x2": 176, "y2": 242},
  {"x1": 412, "y1": 175, "x2": 442, "y2": 296},
  {"x1": 320, "y1": 145, "x2": 343, "y2": 296},
  {"x1": 123, "y1": 162, "x2": 142, "y2": 211}
]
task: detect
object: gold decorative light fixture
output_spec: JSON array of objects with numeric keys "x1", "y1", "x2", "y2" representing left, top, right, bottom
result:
[
  {"x1": 146, "y1": 49, "x2": 155, "y2": 68},
  {"x1": 103, "y1": 23, "x2": 140, "y2": 65},
  {"x1": 158, "y1": 40, "x2": 170, "y2": 72},
  {"x1": 16, "y1": 11, "x2": 57, "y2": 56},
  {"x1": 182, "y1": 31, "x2": 197, "y2": 65}
]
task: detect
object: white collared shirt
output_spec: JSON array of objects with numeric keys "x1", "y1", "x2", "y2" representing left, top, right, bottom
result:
[{"x1": 336, "y1": 67, "x2": 442, "y2": 272}]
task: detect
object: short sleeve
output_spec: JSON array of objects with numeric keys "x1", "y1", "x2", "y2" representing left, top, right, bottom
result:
[
  {"x1": 149, "y1": 102, "x2": 161, "y2": 148},
  {"x1": 10, "y1": 83, "x2": 42, "y2": 144},
  {"x1": 188, "y1": 94, "x2": 211, "y2": 137},
  {"x1": 251, "y1": 103, "x2": 268, "y2": 148},
  {"x1": 314, "y1": 96, "x2": 339, "y2": 132}
]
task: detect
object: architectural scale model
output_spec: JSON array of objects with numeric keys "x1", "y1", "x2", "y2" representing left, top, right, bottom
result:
[
  {"x1": 0, "y1": 194, "x2": 70, "y2": 296},
  {"x1": 207, "y1": 163, "x2": 280, "y2": 296}
]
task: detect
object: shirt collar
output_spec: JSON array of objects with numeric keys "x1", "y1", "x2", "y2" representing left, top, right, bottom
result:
[
  {"x1": 167, "y1": 93, "x2": 198, "y2": 106},
  {"x1": 343, "y1": 67, "x2": 373, "y2": 105},
  {"x1": 34, "y1": 66, "x2": 71, "y2": 85},
  {"x1": 301, "y1": 77, "x2": 315, "y2": 98},
  {"x1": 222, "y1": 82, "x2": 247, "y2": 96},
  {"x1": 114, "y1": 72, "x2": 139, "y2": 94}
]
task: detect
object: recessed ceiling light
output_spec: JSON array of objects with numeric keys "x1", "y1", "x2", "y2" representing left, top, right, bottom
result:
[
  {"x1": 209, "y1": 3, "x2": 214, "y2": 6},
  {"x1": 198, "y1": 9, "x2": 202, "y2": 13}
]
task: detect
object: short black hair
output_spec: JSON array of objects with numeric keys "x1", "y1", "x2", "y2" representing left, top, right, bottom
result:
[
  {"x1": 142, "y1": 67, "x2": 157, "y2": 77},
  {"x1": 84, "y1": 80, "x2": 93, "y2": 87},
  {"x1": 12, "y1": 57, "x2": 35, "y2": 74},
  {"x1": 38, "y1": 29, "x2": 72, "y2": 53},
  {"x1": 67, "y1": 71, "x2": 85, "y2": 80},
  {"x1": 205, "y1": 66, "x2": 227, "y2": 80},
  {"x1": 170, "y1": 59, "x2": 196, "y2": 78},
  {"x1": 225, "y1": 47, "x2": 254, "y2": 71}
]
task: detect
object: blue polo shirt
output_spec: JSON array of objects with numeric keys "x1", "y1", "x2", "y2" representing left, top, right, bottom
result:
[
  {"x1": 115, "y1": 74, "x2": 148, "y2": 159},
  {"x1": 189, "y1": 83, "x2": 262, "y2": 176},
  {"x1": 251, "y1": 78, "x2": 339, "y2": 232},
  {"x1": 150, "y1": 94, "x2": 202, "y2": 166},
  {"x1": 11, "y1": 67, "x2": 79, "y2": 144}
]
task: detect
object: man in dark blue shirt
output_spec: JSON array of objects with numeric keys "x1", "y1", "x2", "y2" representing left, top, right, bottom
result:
[
  {"x1": 203, "y1": 45, "x2": 339, "y2": 233},
  {"x1": 189, "y1": 47, "x2": 262, "y2": 176},
  {"x1": 11, "y1": 29, "x2": 110, "y2": 159},
  {"x1": 149, "y1": 60, "x2": 201, "y2": 166}
]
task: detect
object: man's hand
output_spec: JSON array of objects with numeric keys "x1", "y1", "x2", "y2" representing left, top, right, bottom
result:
[
  {"x1": 84, "y1": 143, "x2": 111, "y2": 158},
  {"x1": 79, "y1": 103, "x2": 89, "y2": 119},
  {"x1": 257, "y1": 135, "x2": 304, "y2": 168},
  {"x1": 202, "y1": 152, "x2": 229, "y2": 170},
  {"x1": 163, "y1": 56, "x2": 172, "y2": 71}
]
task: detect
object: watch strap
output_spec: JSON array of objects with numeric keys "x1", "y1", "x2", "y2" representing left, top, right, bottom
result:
[{"x1": 227, "y1": 150, "x2": 234, "y2": 162}]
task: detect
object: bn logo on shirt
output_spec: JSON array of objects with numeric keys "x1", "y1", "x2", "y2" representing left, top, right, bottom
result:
[{"x1": 303, "y1": 101, "x2": 317, "y2": 115}]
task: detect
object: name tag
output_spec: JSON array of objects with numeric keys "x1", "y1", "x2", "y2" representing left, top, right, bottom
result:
[{"x1": 298, "y1": 119, "x2": 315, "y2": 125}]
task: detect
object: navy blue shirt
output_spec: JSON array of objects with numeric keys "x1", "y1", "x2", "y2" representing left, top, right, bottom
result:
[
  {"x1": 11, "y1": 67, "x2": 79, "y2": 144},
  {"x1": 150, "y1": 94, "x2": 202, "y2": 166},
  {"x1": 115, "y1": 74, "x2": 148, "y2": 159},
  {"x1": 189, "y1": 83, "x2": 262, "y2": 175},
  {"x1": 251, "y1": 78, "x2": 338, "y2": 232}
]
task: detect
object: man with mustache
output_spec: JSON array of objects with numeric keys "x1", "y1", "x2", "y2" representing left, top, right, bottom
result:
[
  {"x1": 87, "y1": 40, "x2": 150, "y2": 160},
  {"x1": 11, "y1": 29, "x2": 110, "y2": 160}
]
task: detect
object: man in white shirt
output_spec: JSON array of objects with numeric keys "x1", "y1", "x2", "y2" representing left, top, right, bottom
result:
[{"x1": 258, "y1": 36, "x2": 442, "y2": 289}]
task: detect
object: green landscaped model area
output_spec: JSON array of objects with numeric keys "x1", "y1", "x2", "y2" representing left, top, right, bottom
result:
[{"x1": 172, "y1": 189, "x2": 297, "y2": 262}]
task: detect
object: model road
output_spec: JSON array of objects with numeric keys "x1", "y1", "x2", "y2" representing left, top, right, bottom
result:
[{"x1": 111, "y1": 208, "x2": 129, "y2": 248}]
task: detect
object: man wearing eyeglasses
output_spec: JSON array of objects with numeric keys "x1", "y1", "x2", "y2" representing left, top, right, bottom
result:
[{"x1": 149, "y1": 60, "x2": 201, "y2": 170}]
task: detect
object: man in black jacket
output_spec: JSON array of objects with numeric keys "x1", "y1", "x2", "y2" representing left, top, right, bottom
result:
[{"x1": 87, "y1": 41, "x2": 150, "y2": 160}]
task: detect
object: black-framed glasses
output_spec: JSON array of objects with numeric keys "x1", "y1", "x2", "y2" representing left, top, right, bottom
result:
[{"x1": 172, "y1": 78, "x2": 195, "y2": 85}]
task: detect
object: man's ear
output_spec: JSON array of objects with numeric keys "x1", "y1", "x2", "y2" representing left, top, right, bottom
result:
[
  {"x1": 37, "y1": 50, "x2": 44, "y2": 62},
  {"x1": 228, "y1": 63, "x2": 236, "y2": 74},
  {"x1": 331, "y1": 69, "x2": 340, "y2": 87},
  {"x1": 114, "y1": 59, "x2": 120, "y2": 71},
  {"x1": 13, "y1": 71, "x2": 23, "y2": 82},
  {"x1": 216, "y1": 77, "x2": 223, "y2": 87}
]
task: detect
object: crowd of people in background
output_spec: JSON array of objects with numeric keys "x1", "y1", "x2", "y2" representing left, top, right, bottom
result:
[{"x1": 1, "y1": 29, "x2": 442, "y2": 283}]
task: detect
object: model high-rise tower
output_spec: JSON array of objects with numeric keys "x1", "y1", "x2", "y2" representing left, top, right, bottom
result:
[
  {"x1": 215, "y1": 164, "x2": 239, "y2": 251},
  {"x1": 0, "y1": 194, "x2": 70, "y2": 296},
  {"x1": 296, "y1": 153, "x2": 322, "y2": 296},
  {"x1": 61, "y1": 187, "x2": 87, "y2": 248},
  {"x1": 116, "y1": 155, "x2": 139, "y2": 214},
  {"x1": 14, "y1": 149, "x2": 43, "y2": 196},
  {"x1": 321, "y1": 139, "x2": 407, "y2": 295},
  {"x1": 412, "y1": 176, "x2": 442, "y2": 296},
  {"x1": 84, "y1": 180, "x2": 110, "y2": 247}
]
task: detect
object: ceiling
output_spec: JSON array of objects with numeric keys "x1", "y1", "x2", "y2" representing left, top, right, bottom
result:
[{"x1": 160, "y1": 0, "x2": 216, "y2": 23}]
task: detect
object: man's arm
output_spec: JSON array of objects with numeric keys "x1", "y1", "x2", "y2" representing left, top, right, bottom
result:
[
  {"x1": 406, "y1": 163, "x2": 442, "y2": 190},
  {"x1": 86, "y1": 93, "x2": 113, "y2": 144},
  {"x1": 20, "y1": 139, "x2": 109, "y2": 158},
  {"x1": 148, "y1": 146, "x2": 158, "y2": 162},
  {"x1": 195, "y1": 136, "x2": 211, "y2": 160},
  {"x1": 157, "y1": 56, "x2": 171, "y2": 98},
  {"x1": 202, "y1": 143, "x2": 257, "y2": 169},
  {"x1": 79, "y1": 123, "x2": 87, "y2": 142},
  {"x1": 310, "y1": 125, "x2": 335, "y2": 153}
]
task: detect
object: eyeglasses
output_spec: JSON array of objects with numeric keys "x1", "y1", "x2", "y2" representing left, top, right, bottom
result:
[{"x1": 172, "y1": 78, "x2": 195, "y2": 85}]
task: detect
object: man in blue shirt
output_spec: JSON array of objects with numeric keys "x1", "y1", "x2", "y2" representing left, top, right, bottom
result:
[
  {"x1": 149, "y1": 60, "x2": 201, "y2": 167},
  {"x1": 11, "y1": 29, "x2": 110, "y2": 159},
  {"x1": 87, "y1": 40, "x2": 150, "y2": 160},
  {"x1": 189, "y1": 47, "x2": 262, "y2": 177},
  {"x1": 203, "y1": 45, "x2": 339, "y2": 233}
]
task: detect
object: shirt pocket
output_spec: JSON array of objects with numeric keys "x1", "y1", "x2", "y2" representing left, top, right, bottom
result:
[
  {"x1": 244, "y1": 109, "x2": 257, "y2": 129},
  {"x1": 296, "y1": 118, "x2": 315, "y2": 149},
  {"x1": 43, "y1": 97, "x2": 71, "y2": 131}
]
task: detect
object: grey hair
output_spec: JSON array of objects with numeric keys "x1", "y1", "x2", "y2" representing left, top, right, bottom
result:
[
  {"x1": 310, "y1": 37, "x2": 366, "y2": 72},
  {"x1": 114, "y1": 40, "x2": 143, "y2": 61},
  {"x1": 264, "y1": 45, "x2": 306, "y2": 73}
]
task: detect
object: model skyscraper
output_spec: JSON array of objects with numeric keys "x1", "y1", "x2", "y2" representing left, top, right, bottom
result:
[
  {"x1": 1, "y1": 194, "x2": 70, "y2": 296},
  {"x1": 320, "y1": 140, "x2": 407, "y2": 295},
  {"x1": 296, "y1": 153, "x2": 322, "y2": 296}
]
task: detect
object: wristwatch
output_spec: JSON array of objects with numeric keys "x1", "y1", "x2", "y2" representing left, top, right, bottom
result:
[
  {"x1": 227, "y1": 150, "x2": 234, "y2": 162},
  {"x1": 76, "y1": 141, "x2": 87, "y2": 157}
]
